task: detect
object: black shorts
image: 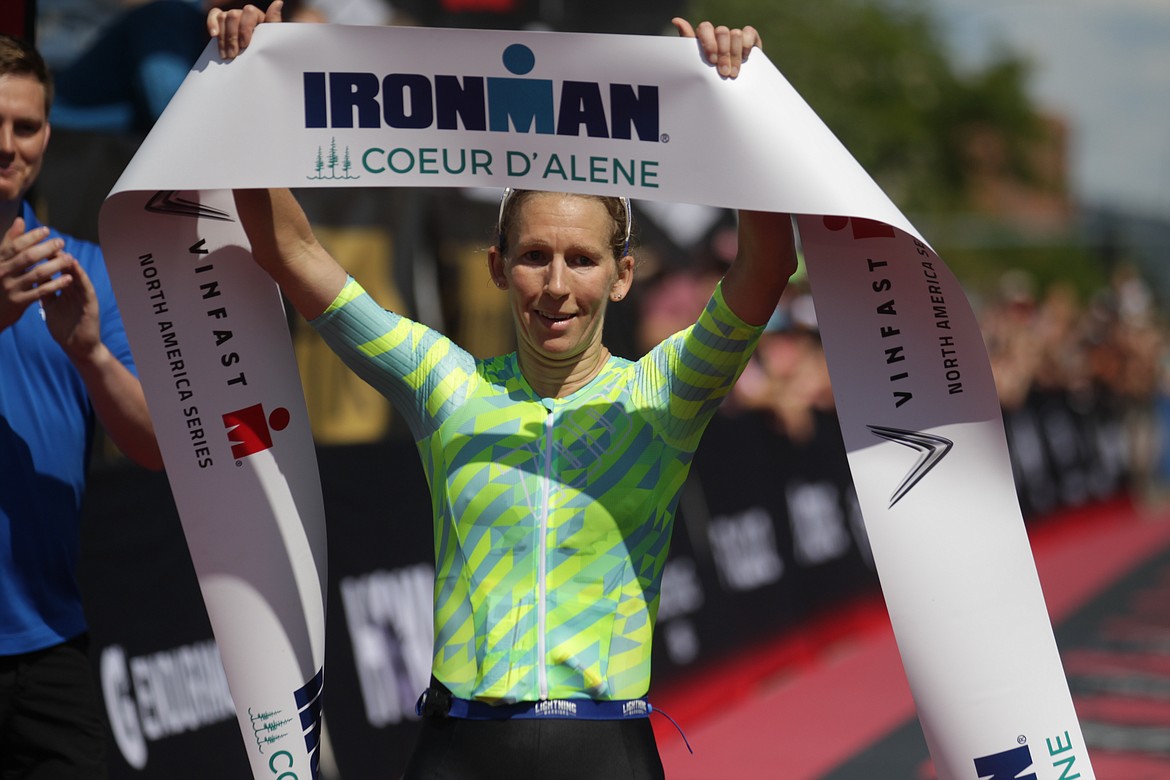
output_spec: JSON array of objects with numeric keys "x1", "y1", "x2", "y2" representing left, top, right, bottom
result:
[
  {"x1": 404, "y1": 688, "x2": 666, "y2": 780},
  {"x1": 0, "y1": 634, "x2": 108, "y2": 779}
]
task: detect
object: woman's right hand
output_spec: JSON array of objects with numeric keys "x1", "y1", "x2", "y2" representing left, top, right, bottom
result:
[{"x1": 207, "y1": 0, "x2": 284, "y2": 60}]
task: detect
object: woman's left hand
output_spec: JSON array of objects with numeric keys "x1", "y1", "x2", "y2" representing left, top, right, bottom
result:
[{"x1": 672, "y1": 18, "x2": 762, "y2": 79}]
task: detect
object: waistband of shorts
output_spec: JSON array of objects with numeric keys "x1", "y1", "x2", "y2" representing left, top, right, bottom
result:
[{"x1": 416, "y1": 681, "x2": 652, "y2": 721}]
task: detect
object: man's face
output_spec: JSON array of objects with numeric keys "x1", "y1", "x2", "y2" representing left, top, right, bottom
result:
[{"x1": 0, "y1": 73, "x2": 49, "y2": 207}]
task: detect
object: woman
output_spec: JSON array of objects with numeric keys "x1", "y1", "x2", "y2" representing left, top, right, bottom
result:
[{"x1": 211, "y1": 5, "x2": 797, "y2": 777}]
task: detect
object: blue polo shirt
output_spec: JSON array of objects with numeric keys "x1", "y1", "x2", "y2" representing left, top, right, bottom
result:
[{"x1": 0, "y1": 201, "x2": 136, "y2": 655}]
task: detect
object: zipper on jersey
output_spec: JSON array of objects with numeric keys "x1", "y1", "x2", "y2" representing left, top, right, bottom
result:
[{"x1": 537, "y1": 406, "x2": 555, "y2": 700}]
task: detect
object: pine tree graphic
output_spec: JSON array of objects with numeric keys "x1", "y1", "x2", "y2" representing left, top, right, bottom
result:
[
  {"x1": 308, "y1": 138, "x2": 359, "y2": 180},
  {"x1": 327, "y1": 137, "x2": 339, "y2": 178},
  {"x1": 310, "y1": 147, "x2": 324, "y2": 179}
]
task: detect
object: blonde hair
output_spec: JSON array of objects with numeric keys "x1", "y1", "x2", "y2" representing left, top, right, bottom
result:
[{"x1": 496, "y1": 189, "x2": 633, "y2": 260}]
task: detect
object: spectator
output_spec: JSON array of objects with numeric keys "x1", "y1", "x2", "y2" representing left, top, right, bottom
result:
[
  {"x1": 0, "y1": 34, "x2": 161, "y2": 777},
  {"x1": 47, "y1": 0, "x2": 322, "y2": 135}
]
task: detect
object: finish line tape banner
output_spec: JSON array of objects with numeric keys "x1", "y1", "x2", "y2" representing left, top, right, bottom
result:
[{"x1": 99, "y1": 23, "x2": 1094, "y2": 780}]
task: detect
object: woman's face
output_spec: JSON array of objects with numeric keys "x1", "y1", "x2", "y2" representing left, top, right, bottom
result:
[{"x1": 491, "y1": 193, "x2": 633, "y2": 363}]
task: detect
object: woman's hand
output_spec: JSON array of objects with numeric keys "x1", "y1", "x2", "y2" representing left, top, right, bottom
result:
[
  {"x1": 207, "y1": 0, "x2": 284, "y2": 60},
  {"x1": 672, "y1": 18, "x2": 762, "y2": 79}
]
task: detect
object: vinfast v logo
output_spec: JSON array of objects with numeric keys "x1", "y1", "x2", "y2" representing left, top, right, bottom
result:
[
  {"x1": 223, "y1": 403, "x2": 291, "y2": 460},
  {"x1": 974, "y1": 744, "x2": 1036, "y2": 780},
  {"x1": 303, "y1": 43, "x2": 660, "y2": 142},
  {"x1": 867, "y1": 425, "x2": 953, "y2": 507},
  {"x1": 144, "y1": 191, "x2": 234, "y2": 221}
]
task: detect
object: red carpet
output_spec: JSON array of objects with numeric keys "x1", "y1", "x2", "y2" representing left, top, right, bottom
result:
[{"x1": 651, "y1": 499, "x2": 1170, "y2": 779}]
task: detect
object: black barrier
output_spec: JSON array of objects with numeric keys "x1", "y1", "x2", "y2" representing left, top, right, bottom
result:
[
  {"x1": 1003, "y1": 389, "x2": 1130, "y2": 519},
  {"x1": 652, "y1": 408, "x2": 877, "y2": 680},
  {"x1": 78, "y1": 469, "x2": 246, "y2": 777},
  {"x1": 80, "y1": 443, "x2": 438, "y2": 779},
  {"x1": 80, "y1": 388, "x2": 1134, "y2": 778}
]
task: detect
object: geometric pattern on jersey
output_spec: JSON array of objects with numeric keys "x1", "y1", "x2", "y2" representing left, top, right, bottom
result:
[{"x1": 313, "y1": 277, "x2": 762, "y2": 702}]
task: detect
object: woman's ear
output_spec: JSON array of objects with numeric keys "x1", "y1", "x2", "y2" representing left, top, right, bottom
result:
[
  {"x1": 610, "y1": 254, "x2": 635, "y2": 301},
  {"x1": 487, "y1": 246, "x2": 508, "y2": 289}
]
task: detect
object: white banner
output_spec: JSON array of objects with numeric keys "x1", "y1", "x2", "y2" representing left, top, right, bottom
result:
[{"x1": 100, "y1": 24, "x2": 1093, "y2": 780}]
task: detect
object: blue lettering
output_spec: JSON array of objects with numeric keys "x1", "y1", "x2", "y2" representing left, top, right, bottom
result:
[
  {"x1": 613, "y1": 157, "x2": 635, "y2": 186},
  {"x1": 557, "y1": 81, "x2": 609, "y2": 138},
  {"x1": 418, "y1": 147, "x2": 439, "y2": 174},
  {"x1": 268, "y1": 750, "x2": 295, "y2": 775},
  {"x1": 974, "y1": 745, "x2": 1036, "y2": 780},
  {"x1": 386, "y1": 148, "x2": 415, "y2": 174},
  {"x1": 589, "y1": 155, "x2": 607, "y2": 181},
  {"x1": 441, "y1": 147, "x2": 467, "y2": 175},
  {"x1": 302, "y1": 45, "x2": 660, "y2": 142},
  {"x1": 330, "y1": 72, "x2": 380, "y2": 128},
  {"x1": 641, "y1": 159, "x2": 659, "y2": 187},
  {"x1": 435, "y1": 75, "x2": 486, "y2": 131},
  {"x1": 304, "y1": 72, "x2": 326, "y2": 128},
  {"x1": 382, "y1": 74, "x2": 433, "y2": 129},
  {"x1": 471, "y1": 149, "x2": 492, "y2": 174},
  {"x1": 506, "y1": 150, "x2": 531, "y2": 176},
  {"x1": 488, "y1": 75, "x2": 554, "y2": 134},
  {"x1": 362, "y1": 147, "x2": 384, "y2": 173},
  {"x1": 543, "y1": 152, "x2": 569, "y2": 180},
  {"x1": 1053, "y1": 756, "x2": 1081, "y2": 780},
  {"x1": 1046, "y1": 731, "x2": 1082, "y2": 780},
  {"x1": 610, "y1": 84, "x2": 658, "y2": 141}
]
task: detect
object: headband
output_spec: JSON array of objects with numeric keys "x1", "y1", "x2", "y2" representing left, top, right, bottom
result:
[{"x1": 496, "y1": 188, "x2": 632, "y2": 257}]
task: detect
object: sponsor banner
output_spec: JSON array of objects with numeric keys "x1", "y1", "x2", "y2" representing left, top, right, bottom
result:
[
  {"x1": 101, "y1": 194, "x2": 327, "y2": 779},
  {"x1": 99, "y1": 25, "x2": 1091, "y2": 778},
  {"x1": 106, "y1": 24, "x2": 913, "y2": 229},
  {"x1": 799, "y1": 217, "x2": 1092, "y2": 778}
]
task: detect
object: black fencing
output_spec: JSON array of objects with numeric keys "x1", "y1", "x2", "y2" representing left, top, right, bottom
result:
[{"x1": 79, "y1": 389, "x2": 1134, "y2": 778}]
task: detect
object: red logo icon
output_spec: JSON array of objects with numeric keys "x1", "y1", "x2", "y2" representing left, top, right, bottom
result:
[
  {"x1": 223, "y1": 403, "x2": 291, "y2": 459},
  {"x1": 822, "y1": 215, "x2": 896, "y2": 240}
]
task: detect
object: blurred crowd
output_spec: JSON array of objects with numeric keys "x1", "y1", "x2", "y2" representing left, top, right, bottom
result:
[
  {"x1": 37, "y1": 0, "x2": 403, "y2": 135},
  {"x1": 32, "y1": 0, "x2": 1170, "y2": 514},
  {"x1": 627, "y1": 206, "x2": 1170, "y2": 514},
  {"x1": 981, "y1": 262, "x2": 1170, "y2": 505}
]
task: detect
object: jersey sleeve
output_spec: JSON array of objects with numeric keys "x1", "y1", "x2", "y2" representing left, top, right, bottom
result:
[
  {"x1": 634, "y1": 281, "x2": 764, "y2": 451},
  {"x1": 310, "y1": 277, "x2": 478, "y2": 440}
]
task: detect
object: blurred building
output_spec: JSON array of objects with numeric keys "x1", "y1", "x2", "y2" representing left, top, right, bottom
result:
[{"x1": 964, "y1": 112, "x2": 1074, "y2": 234}]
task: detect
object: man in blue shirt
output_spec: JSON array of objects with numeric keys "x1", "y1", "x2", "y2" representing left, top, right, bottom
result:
[{"x1": 0, "y1": 34, "x2": 161, "y2": 777}]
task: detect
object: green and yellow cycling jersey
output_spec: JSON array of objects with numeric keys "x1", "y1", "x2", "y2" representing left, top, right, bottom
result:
[{"x1": 312, "y1": 277, "x2": 762, "y2": 703}]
